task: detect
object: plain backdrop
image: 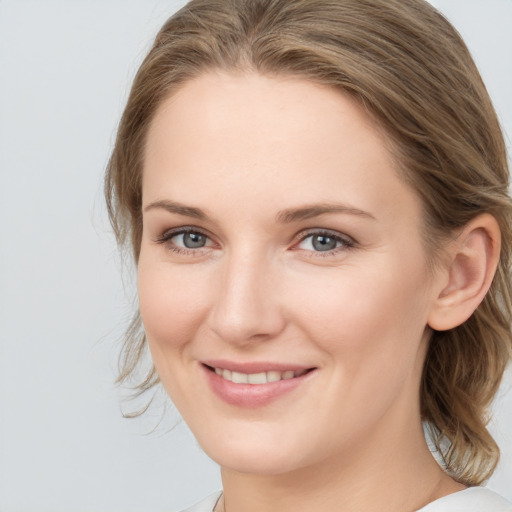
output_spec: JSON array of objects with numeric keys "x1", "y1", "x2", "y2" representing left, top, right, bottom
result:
[{"x1": 0, "y1": 1, "x2": 511, "y2": 511}]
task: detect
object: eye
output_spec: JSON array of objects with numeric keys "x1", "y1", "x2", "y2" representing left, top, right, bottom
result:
[
  {"x1": 154, "y1": 227, "x2": 215, "y2": 254},
  {"x1": 295, "y1": 230, "x2": 355, "y2": 254},
  {"x1": 173, "y1": 231, "x2": 209, "y2": 249}
]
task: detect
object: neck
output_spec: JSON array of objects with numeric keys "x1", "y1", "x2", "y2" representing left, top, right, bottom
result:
[{"x1": 218, "y1": 416, "x2": 464, "y2": 512}]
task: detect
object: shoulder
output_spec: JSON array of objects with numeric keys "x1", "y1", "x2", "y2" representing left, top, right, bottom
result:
[
  {"x1": 176, "y1": 492, "x2": 223, "y2": 512},
  {"x1": 417, "y1": 487, "x2": 512, "y2": 512}
]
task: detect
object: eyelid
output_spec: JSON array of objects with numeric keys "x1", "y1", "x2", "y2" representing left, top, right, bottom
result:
[
  {"x1": 154, "y1": 225, "x2": 211, "y2": 243},
  {"x1": 153, "y1": 225, "x2": 218, "y2": 256},
  {"x1": 292, "y1": 228, "x2": 356, "y2": 253}
]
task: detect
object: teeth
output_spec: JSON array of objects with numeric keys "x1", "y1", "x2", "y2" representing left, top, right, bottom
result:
[
  {"x1": 231, "y1": 371, "x2": 248, "y2": 384},
  {"x1": 266, "y1": 371, "x2": 281, "y2": 383},
  {"x1": 215, "y1": 368, "x2": 308, "y2": 384},
  {"x1": 248, "y1": 372, "x2": 267, "y2": 384}
]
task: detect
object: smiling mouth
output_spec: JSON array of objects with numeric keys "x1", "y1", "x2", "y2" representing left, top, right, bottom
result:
[{"x1": 204, "y1": 365, "x2": 313, "y2": 384}]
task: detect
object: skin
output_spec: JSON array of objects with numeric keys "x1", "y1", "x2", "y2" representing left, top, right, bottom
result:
[{"x1": 138, "y1": 72, "x2": 469, "y2": 512}]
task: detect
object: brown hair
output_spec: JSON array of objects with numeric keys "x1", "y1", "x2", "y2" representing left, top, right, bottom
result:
[{"x1": 105, "y1": 0, "x2": 512, "y2": 485}]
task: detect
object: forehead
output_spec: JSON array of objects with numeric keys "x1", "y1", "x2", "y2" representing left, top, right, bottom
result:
[
  {"x1": 143, "y1": 71, "x2": 420, "y2": 226},
  {"x1": 145, "y1": 72, "x2": 387, "y2": 161}
]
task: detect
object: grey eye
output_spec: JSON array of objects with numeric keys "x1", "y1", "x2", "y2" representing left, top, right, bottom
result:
[
  {"x1": 311, "y1": 235, "x2": 338, "y2": 252},
  {"x1": 181, "y1": 232, "x2": 207, "y2": 248},
  {"x1": 296, "y1": 231, "x2": 353, "y2": 253}
]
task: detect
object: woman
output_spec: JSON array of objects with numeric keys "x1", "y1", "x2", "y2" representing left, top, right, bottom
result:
[{"x1": 105, "y1": 0, "x2": 512, "y2": 510}]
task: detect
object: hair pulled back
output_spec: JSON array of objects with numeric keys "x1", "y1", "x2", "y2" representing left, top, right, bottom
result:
[{"x1": 105, "y1": 0, "x2": 512, "y2": 486}]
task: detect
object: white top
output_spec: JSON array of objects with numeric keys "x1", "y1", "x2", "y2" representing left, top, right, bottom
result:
[
  {"x1": 417, "y1": 487, "x2": 512, "y2": 511},
  {"x1": 180, "y1": 492, "x2": 222, "y2": 512},
  {"x1": 178, "y1": 487, "x2": 512, "y2": 512}
]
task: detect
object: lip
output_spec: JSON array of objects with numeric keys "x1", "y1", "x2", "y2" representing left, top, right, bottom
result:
[
  {"x1": 202, "y1": 359, "x2": 312, "y2": 374},
  {"x1": 201, "y1": 360, "x2": 316, "y2": 408}
]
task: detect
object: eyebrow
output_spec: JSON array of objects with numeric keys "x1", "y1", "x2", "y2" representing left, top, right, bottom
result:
[
  {"x1": 144, "y1": 199, "x2": 375, "y2": 223},
  {"x1": 144, "y1": 199, "x2": 208, "y2": 220},
  {"x1": 275, "y1": 203, "x2": 376, "y2": 223}
]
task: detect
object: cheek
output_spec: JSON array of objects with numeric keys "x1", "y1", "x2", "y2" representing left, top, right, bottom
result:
[
  {"x1": 137, "y1": 256, "x2": 212, "y2": 353},
  {"x1": 290, "y1": 257, "x2": 431, "y2": 368},
  {"x1": 289, "y1": 260, "x2": 431, "y2": 434}
]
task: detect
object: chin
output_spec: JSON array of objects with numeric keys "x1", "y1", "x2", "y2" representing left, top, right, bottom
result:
[
  {"x1": 195, "y1": 429, "x2": 317, "y2": 476},
  {"x1": 213, "y1": 450, "x2": 304, "y2": 476}
]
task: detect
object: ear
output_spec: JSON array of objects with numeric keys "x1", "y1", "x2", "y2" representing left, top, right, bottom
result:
[{"x1": 427, "y1": 213, "x2": 501, "y2": 331}]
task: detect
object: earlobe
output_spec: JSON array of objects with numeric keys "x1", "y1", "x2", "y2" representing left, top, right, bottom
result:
[{"x1": 427, "y1": 214, "x2": 501, "y2": 331}]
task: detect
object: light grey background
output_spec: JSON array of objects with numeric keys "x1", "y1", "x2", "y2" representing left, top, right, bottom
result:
[{"x1": 0, "y1": 1, "x2": 510, "y2": 511}]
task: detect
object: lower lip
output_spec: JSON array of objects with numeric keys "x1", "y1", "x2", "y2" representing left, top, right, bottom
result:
[{"x1": 202, "y1": 365, "x2": 315, "y2": 408}]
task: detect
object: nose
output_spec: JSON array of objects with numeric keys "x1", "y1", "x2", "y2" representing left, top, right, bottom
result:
[{"x1": 207, "y1": 250, "x2": 286, "y2": 345}]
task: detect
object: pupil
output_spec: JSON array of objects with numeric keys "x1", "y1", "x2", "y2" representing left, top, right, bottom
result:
[
  {"x1": 183, "y1": 232, "x2": 206, "y2": 248},
  {"x1": 312, "y1": 235, "x2": 337, "y2": 251}
]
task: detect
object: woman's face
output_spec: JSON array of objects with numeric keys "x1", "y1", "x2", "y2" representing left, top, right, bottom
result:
[{"x1": 138, "y1": 72, "x2": 442, "y2": 475}]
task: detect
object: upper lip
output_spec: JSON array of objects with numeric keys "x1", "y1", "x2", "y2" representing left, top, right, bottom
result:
[{"x1": 202, "y1": 359, "x2": 315, "y2": 374}]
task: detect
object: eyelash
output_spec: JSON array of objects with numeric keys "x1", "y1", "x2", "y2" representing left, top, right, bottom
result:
[
  {"x1": 293, "y1": 229, "x2": 356, "y2": 257},
  {"x1": 154, "y1": 227, "x2": 356, "y2": 257},
  {"x1": 154, "y1": 227, "x2": 214, "y2": 257}
]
